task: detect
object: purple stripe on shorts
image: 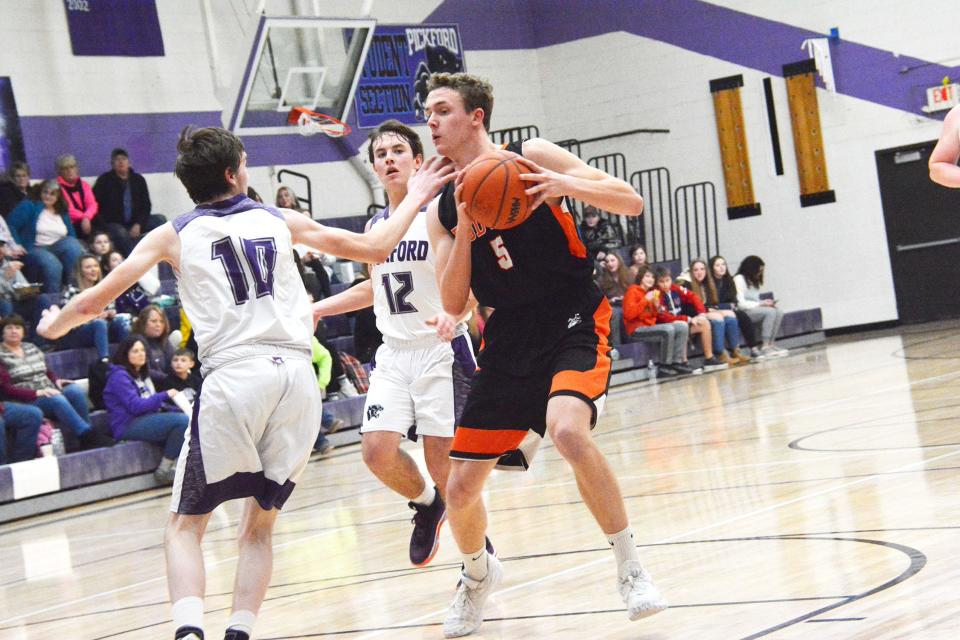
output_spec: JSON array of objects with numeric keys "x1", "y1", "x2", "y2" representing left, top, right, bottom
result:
[
  {"x1": 451, "y1": 334, "x2": 476, "y2": 424},
  {"x1": 172, "y1": 194, "x2": 285, "y2": 234},
  {"x1": 174, "y1": 378, "x2": 298, "y2": 515}
]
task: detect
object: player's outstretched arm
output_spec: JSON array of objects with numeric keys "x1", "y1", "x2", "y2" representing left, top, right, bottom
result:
[
  {"x1": 426, "y1": 193, "x2": 472, "y2": 317},
  {"x1": 518, "y1": 138, "x2": 643, "y2": 216},
  {"x1": 38, "y1": 223, "x2": 179, "y2": 340},
  {"x1": 312, "y1": 279, "x2": 374, "y2": 320},
  {"x1": 288, "y1": 156, "x2": 456, "y2": 263},
  {"x1": 930, "y1": 105, "x2": 960, "y2": 188}
]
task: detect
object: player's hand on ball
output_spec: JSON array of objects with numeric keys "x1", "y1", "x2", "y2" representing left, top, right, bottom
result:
[
  {"x1": 426, "y1": 313, "x2": 456, "y2": 342},
  {"x1": 453, "y1": 182, "x2": 479, "y2": 240},
  {"x1": 37, "y1": 305, "x2": 61, "y2": 340},
  {"x1": 516, "y1": 157, "x2": 570, "y2": 212},
  {"x1": 407, "y1": 156, "x2": 458, "y2": 206}
]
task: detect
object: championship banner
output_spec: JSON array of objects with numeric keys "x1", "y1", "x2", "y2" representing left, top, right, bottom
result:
[
  {"x1": 64, "y1": 0, "x2": 165, "y2": 57},
  {"x1": 354, "y1": 24, "x2": 465, "y2": 128}
]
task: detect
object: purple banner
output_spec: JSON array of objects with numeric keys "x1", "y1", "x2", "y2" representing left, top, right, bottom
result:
[
  {"x1": 0, "y1": 77, "x2": 26, "y2": 172},
  {"x1": 64, "y1": 0, "x2": 164, "y2": 57},
  {"x1": 354, "y1": 24, "x2": 465, "y2": 128}
]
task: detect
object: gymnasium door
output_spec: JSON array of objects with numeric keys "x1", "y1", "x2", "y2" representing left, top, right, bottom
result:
[{"x1": 875, "y1": 140, "x2": 960, "y2": 324}]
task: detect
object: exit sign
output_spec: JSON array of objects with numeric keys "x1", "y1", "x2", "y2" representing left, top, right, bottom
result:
[{"x1": 923, "y1": 83, "x2": 959, "y2": 113}]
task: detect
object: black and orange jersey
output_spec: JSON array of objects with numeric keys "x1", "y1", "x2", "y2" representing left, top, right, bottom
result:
[{"x1": 437, "y1": 140, "x2": 595, "y2": 310}]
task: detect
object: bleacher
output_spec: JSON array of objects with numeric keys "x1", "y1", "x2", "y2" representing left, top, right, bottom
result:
[{"x1": 0, "y1": 134, "x2": 827, "y2": 522}]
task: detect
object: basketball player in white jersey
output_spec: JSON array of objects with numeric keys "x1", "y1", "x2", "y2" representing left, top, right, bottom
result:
[
  {"x1": 312, "y1": 120, "x2": 477, "y2": 567},
  {"x1": 37, "y1": 126, "x2": 456, "y2": 640},
  {"x1": 930, "y1": 104, "x2": 960, "y2": 187}
]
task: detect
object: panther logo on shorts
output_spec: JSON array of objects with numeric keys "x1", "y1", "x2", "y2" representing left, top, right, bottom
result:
[{"x1": 367, "y1": 404, "x2": 384, "y2": 421}]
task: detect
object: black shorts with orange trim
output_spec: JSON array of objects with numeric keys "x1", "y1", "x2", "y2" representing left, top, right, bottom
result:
[{"x1": 450, "y1": 287, "x2": 612, "y2": 462}]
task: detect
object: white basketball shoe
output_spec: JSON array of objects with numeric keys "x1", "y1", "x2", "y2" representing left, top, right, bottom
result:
[
  {"x1": 619, "y1": 561, "x2": 668, "y2": 621},
  {"x1": 443, "y1": 555, "x2": 504, "y2": 638}
]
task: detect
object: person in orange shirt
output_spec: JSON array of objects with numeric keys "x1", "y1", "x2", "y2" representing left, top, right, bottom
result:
[{"x1": 623, "y1": 266, "x2": 700, "y2": 377}]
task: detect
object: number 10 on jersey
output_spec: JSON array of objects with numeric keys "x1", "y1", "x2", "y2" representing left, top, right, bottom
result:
[{"x1": 212, "y1": 236, "x2": 278, "y2": 305}]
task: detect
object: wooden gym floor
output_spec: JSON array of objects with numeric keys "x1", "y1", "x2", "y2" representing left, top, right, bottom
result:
[{"x1": 0, "y1": 322, "x2": 958, "y2": 639}]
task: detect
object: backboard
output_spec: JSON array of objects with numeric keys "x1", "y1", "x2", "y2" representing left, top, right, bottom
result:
[{"x1": 227, "y1": 16, "x2": 375, "y2": 136}]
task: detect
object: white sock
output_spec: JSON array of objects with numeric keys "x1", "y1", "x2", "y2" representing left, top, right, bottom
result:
[
  {"x1": 226, "y1": 609, "x2": 256, "y2": 635},
  {"x1": 607, "y1": 526, "x2": 640, "y2": 569},
  {"x1": 171, "y1": 596, "x2": 204, "y2": 634},
  {"x1": 411, "y1": 483, "x2": 435, "y2": 506},
  {"x1": 462, "y1": 546, "x2": 488, "y2": 581}
]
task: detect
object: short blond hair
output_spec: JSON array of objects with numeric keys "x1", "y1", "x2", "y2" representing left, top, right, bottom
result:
[{"x1": 427, "y1": 72, "x2": 494, "y2": 131}]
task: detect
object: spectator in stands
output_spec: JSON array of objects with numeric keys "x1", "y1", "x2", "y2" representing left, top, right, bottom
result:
[
  {"x1": 101, "y1": 250, "x2": 153, "y2": 317},
  {"x1": 0, "y1": 161, "x2": 31, "y2": 218},
  {"x1": 627, "y1": 245, "x2": 648, "y2": 281},
  {"x1": 348, "y1": 275, "x2": 382, "y2": 363},
  {"x1": 7, "y1": 179, "x2": 85, "y2": 294},
  {"x1": 275, "y1": 185, "x2": 306, "y2": 213},
  {"x1": 55, "y1": 154, "x2": 98, "y2": 241},
  {"x1": 89, "y1": 231, "x2": 114, "y2": 259},
  {"x1": 132, "y1": 304, "x2": 174, "y2": 379},
  {"x1": 622, "y1": 266, "x2": 698, "y2": 377},
  {"x1": 0, "y1": 400, "x2": 44, "y2": 465},
  {"x1": 56, "y1": 254, "x2": 130, "y2": 358},
  {"x1": 654, "y1": 267, "x2": 728, "y2": 371},
  {"x1": 309, "y1": 334, "x2": 343, "y2": 456},
  {"x1": 735, "y1": 256, "x2": 788, "y2": 358},
  {"x1": 579, "y1": 205, "x2": 620, "y2": 260},
  {"x1": 0, "y1": 249, "x2": 34, "y2": 320},
  {"x1": 93, "y1": 148, "x2": 164, "y2": 255},
  {"x1": 103, "y1": 335, "x2": 188, "y2": 485},
  {"x1": 159, "y1": 348, "x2": 201, "y2": 399},
  {"x1": 687, "y1": 259, "x2": 749, "y2": 366},
  {"x1": 596, "y1": 252, "x2": 631, "y2": 347},
  {"x1": 0, "y1": 314, "x2": 113, "y2": 450},
  {"x1": 710, "y1": 255, "x2": 763, "y2": 360}
]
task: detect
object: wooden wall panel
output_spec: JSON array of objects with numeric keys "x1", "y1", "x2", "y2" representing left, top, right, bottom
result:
[
  {"x1": 710, "y1": 75, "x2": 761, "y2": 219},
  {"x1": 783, "y1": 59, "x2": 836, "y2": 207}
]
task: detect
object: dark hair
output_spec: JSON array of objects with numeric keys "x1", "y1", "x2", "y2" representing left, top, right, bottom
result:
[
  {"x1": 6, "y1": 161, "x2": 29, "y2": 178},
  {"x1": 427, "y1": 72, "x2": 494, "y2": 131},
  {"x1": 634, "y1": 265, "x2": 655, "y2": 286},
  {"x1": 709, "y1": 255, "x2": 735, "y2": 289},
  {"x1": 38, "y1": 179, "x2": 68, "y2": 214},
  {"x1": 132, "y1": 304, "x2": 170, "y2": 340},
  {"x1": 113, "y1": 334, "x2": 151, "y2": 380},
  {"x1": 654, "y1": 267, "x2": 672, "y2": 281},
  {"x1": 173, "y1": 348, "x2": 195, "y2": 360},
  {"x1": 101, "y1": 250, "x2": 124, "y2": 274},
  {"x1": 1, "y1": 314, "x2": 26, "y2": 331},
  {"x1": 366, "y1": 119, "x2": 424, "y2": 163},
  {"x1": 111, "y1": 148, "x2": 128, "y2": 160},
  {"x1": 630, "y1": 245, "x2": 647, "y2": 264},
  {"x1": 736, "y1": 255, "x2": 766, "y2": 288},
  {"x1": 583, "y1": 205, "x2": 600, "y2": 217},
  {"x1": 174, "y1": 126, "x2": 245, "y2": 204}
]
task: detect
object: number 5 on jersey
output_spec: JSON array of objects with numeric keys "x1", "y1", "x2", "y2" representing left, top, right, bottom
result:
[{"x1": 489, "y1": 235, "x2": 514, "y2": 270}]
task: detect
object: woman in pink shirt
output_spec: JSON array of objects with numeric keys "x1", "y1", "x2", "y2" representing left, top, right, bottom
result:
[{"x1": 56, "y1": 154, "x2": 98, "y2": 240}]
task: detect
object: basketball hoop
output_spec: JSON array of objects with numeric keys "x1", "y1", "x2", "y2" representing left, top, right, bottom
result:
[{"x1": 287, "y1": 106, "x2": 352, "y2": 138}]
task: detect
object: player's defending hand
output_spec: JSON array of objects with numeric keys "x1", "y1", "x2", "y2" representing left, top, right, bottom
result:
[
  {"x1": 37, "y1": 305, "x2": 63, "y2": 340},
  {"x1": 516, "y1": 157, "x2": 570, "y2": 212},
  {"x1": 406, "y1": 156, "x2": 458, "y2": 208},
  {"x1": 425, "y1": 313, "x2": 457, "y2": 342}
]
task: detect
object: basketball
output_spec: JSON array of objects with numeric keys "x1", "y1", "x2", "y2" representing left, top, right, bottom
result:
[{"x1": 459, "y1": 150, "x2": 533, "y2": 230}]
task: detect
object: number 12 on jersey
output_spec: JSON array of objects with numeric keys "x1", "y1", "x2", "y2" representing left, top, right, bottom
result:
[{"x1": 212, "y1": 236, "x2": 278, "y2": 305}]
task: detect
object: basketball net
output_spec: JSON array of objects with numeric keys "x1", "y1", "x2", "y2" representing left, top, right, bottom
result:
[{"x1": 288, "y1": 106, "x2": 352, "y2": 138}]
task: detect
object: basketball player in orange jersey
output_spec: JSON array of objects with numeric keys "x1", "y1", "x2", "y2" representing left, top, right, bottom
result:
[
  {"x1": 929, "y1": 104, "x2": 960, "y2": 187},
  {"x1": 424, "y1": 73, "x2": 667, "y2": 638}
]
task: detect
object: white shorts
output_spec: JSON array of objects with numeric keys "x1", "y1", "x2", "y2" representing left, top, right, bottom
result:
[
  {"x1": 170, "y1": 351, "x2": 321, "y2": 514},
  {"x1": 361, "y1": 334, "x2": 475, "y2": 439}
]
